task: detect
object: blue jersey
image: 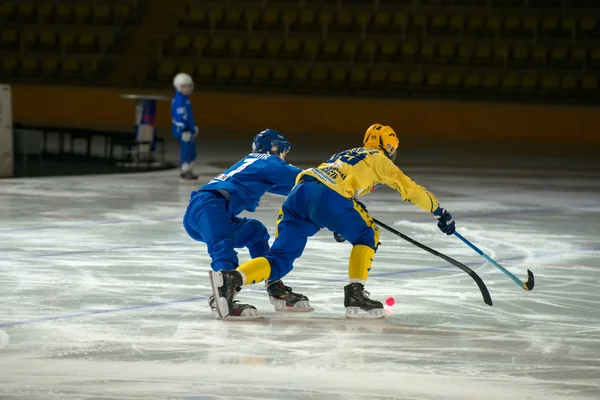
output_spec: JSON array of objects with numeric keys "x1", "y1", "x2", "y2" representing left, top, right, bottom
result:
[
  {"x1": 197, "y1": 153, "x2": 302, "y2": 215},
  {"x1": 171, "y1": 91, "x2": 196, "y2": 137}
]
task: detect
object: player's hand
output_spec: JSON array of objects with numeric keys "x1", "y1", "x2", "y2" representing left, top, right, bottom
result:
[
  {"x1": 433, "y1": 207, "x2": 455, "y2": 235},
  {"x1": 181, "y1": 131, "x2": 192, "y2": 142},
  {"x1": 333, "y1": 232, "x2": 346, "y2": 243}
]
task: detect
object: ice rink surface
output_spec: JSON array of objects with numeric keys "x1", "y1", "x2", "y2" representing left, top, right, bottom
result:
[{"x1": 1, "y1": 143, "x2": 599, "y2": 400}]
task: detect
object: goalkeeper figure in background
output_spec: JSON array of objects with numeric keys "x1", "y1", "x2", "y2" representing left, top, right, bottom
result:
[
  {"x1": 172, "y1": 73, "x2": 199, "y2": 183},
  {"x1": 209, "y1": 124, "x2": 456, "y2": 319},
  {"x1": 184, "y1": 129, "x2": 313, "y2": 319}
]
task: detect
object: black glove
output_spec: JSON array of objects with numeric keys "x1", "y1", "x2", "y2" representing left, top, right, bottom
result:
[
  {"x1": 433, "y1": 207, "x2": 455, "y2": 235},
  {"x1": 333, "y1": 232, "x2": 346, "y2": 243}
]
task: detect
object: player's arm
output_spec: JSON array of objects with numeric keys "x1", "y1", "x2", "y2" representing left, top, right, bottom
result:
[
  {"x1": 373, "y1": 154, "x2": 455, "y2": 235},
  {"x1": 185, "y1": 100, "x2": 198, "y2": 136},
  {"x1": 266, "y1": 163, "x2": 303, "y2": 196},
  {"x1": 171, "y1": 97, "x2": 188, "y2": 137}
]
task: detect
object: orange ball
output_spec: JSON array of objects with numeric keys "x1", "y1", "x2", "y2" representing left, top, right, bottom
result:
[{"x1": 385, "y1": 297, "x2": 395, "y2": 306}]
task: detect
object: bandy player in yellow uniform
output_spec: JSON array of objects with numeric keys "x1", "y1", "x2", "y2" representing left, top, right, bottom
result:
[{"x1": 209, "y1": 124, "x2": 456, "y2": 319}]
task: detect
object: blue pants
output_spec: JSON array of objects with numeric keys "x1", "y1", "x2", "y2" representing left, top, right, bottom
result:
[
  {"x1": 183, "y1": 191, "x2": 270, "y2": 271},
  {"x1": 265, "y1": 180, "x2": 379, "y2": 280},
  {"x1": 177, "y1": 136, "x2": 196, "y2": 165}
]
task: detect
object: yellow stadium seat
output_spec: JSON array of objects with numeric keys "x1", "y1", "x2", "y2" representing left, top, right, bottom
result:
[
  {"x1": 431, "y1": 14, "x2": 448, "y2": 32},
  {"x1": 531, "y1": 45, "x2": 547, "y2": 66},
  {"x1": 540, "y1": 75, "x2": 559, "y2": 89},
  {"x1": 523, "y1": 16, "x2": 538, "y2": 35},
  {"x1": 457, "y1": 43, "x2": 474, "y2": 63},
  {"x1": 318, "y1": 11, "x2": 332, "y2": 29},
  {"x1": 75, "y1": 4, "x2": 90, "y2": 23},
  {"x1": 486, "y1": 16, "x2": 501, "y2": 35},
  {"x1": 114, "y1": 5, "x2": 131, "y2": 23},
  {"x1": 2, "y1": 56, "x2": 17, "y2": 75},
  {"x1": 494, "y1": 43, "x2": 509, "y2": 67},
  {"x1": 334, "y1": 10, "x2": 353, "y2": 31},
  {"x1": 412, "y1": 14, "x2": 428, "y2": 34},
  {"x1": 98, "y1": 32, "x2": 115, "y2": 51},
  {"x1": 561, "y1": 17, "x2": 576, "y2": 36},
  {"x1": 342, "y1": 39, "x2": 358, "y2": 60},
  {"x1": 84, "y1": 58, "x2": 98, "y2": 76},
  {"x1": 303, "y1": 39, "x2": 319, "y2": 60},
  {"x1": 331, "y1": 67, "x2": 347, "y2": 84},
  {"x1": 225, "y1": 6, "x2": 242, "y2": 27},
  {"x1": 358, "y1": 40, "x2": 376, "y2": 61},
  {"x1": 437, "y1": 41, "x2": 455, "y2": 62},
  {"x1": 21, "y1": 30, "x2": 37, "y2": 48},
  {"x1": 262, "y1": 9, "x2": 280, "y2": 28},
  {"x1": 189, "y1": 7, "x2": 207, "y2": 26},
  {"x1": 418, "y1": 41, "x2": 435, "y2": 61},
  {"x1": 464, "y1": 73, "x2": 480, "y2": 88},
  {"x1": 282, "y1": 10, "x2": 298, "y2": 28},
  {"x1": 521, "y1": 74, "x2": 538, "y2": 89},
  {"x1": 570, "y1": 47, "x2": 586, "y2": 67},
  {"x1": 59, "y1": 32, "x2": 75, "y2": 50},
  {"x1": 244, "y1": 8, "x2": 259, "y2": 28},
  {"x1": 209, "y1": 8, "x2": 224, "y2": 27},
  {"x1": 157, "y1": 61, "x2": 176, "y2": 81},
  {"x1": 37, "y1": 4, "x2": 53, "y2": 21},
  {"x1": 380, "y1": 40, "x2": 398, "y2": 60},
  {"x1": 449, "y1": 14, "x2": 465, "y2": 33},
  {"x1": 356, "y1": 12, "x2": 371, "y2": 30},
  {"x1": 589, "y1": 48, "x2": 600, "y2": 67},
  {"x1": 17, "y1": 3, "x2": 34, "y2": 21},
  {"x1": 580, "y1": 16, "x2": 596, "y2": 33},
  {"x1": 173, "y1": 34, "x2": 191, "y2": 54},
  {"x1": 292, "y1": 65, "x2": 309, "y2": 83},
  {"x1": 351, "y1": 67, "x2": 367, "y2": 84},
  {"x1": 323, "y1": 39, "x2": 340, "y2": 59},
  {"x1": 77, "y1": 32, "x2": 96, "y2": 51},
  {"x1": 216, "y1": 64, "x2": 233, "y2": 81},
  {"x1": 254, "y1": 64, "x2": 270, "y2": 81},
  {"x1": 208, "y1": 36, "x2": 227, "y2": 56},
  {"x1": 512, "y1": 45, "x2": 529, "y2": 63},
  {"x1": 62, "y1": 58, "x2": 80, "y2": 77},
  {"x1": 246, "y1": 37, "x2": 264, "y2": 56},
  {"x1": 393, "y1": 13, "x2": 408, "y2": 32},
  {"x1": 298, "y1": 9, "x2": 316, "y2": 29},
  {"x1": 1, "y1": 29, "x2": 18, "y2": 49},
  {"x1": 475, "y1": 44, "x2": 492, "y2": 63},
  {"x1": 310, "y1": 65, "x2": 327, "y2": 83},
  {"x1": 503, "y1": 16, "x2": 520, "y2": 33},
  {"x1": 549, "y1": 46, "x2": 567, "y2": 64},
  {"x1": 581, "y1": 75, "x2": 597, "y2": 91},
  {"x1": 39, "y1": 30, "x2": 56, "y2": 50},
  {"x1": 41, "y1": 58, "x2": 59, "y2": 77},
  {"x1": 265, "y1": 38, "x2": 282, "y2": 58},
  {"x1": 179, "y1": 61, "x2": 195, "y2": 76},
  {"x1": 427, "y1": 72, "x2": 443, "y2": 86},
  {"x1": 55, "y1": 4, "x2": 71, "y2": 22},
  {"x1": 273, "y1": 65, "x2": 290, "y2": 82},
  {"x1": 192, "y1": 35, "x2": 208, "y2": 54},
  {"x1": 389, "y1": 70, "x2": 406, "y2": 85},
  {"x1": 282, "y1": 37, "x2": 301, "y2": 58},
  {"x1": 369, "y1": 68, "x2": 386, "y2": 85},
  {"x1": 541, "y1": 16, "x2": 559, "y2": 33},
  {"x1": 408, "y1": 71, "x2": 423, "y2": 86},
  {"x1": 197, "y1": 63, "x2": 215, "y2": 80},
  {"x1": 501, "y1": 74, "x2": 518, "y2": 89},
  {"x1": 467, "y1": 15, "x2": 484, "y2": 34},
  {"x1": 0, "y1": 2, "x2": 13, "y2": 19},
  {"x1": 373, "y1": 12, "x2": 391, "y2": 31},
  {"x1": 444, "y1": 72, "x2": 461, "y2": 87},
  {"x1": 92, "y1": 5, "x2": 111, "y2": 24},
  {"x1": 21, "y1": 56, "x2": 38, "y2": 75},
  {"x1": 233, "y1": 64, "x2": 251, "y2": 81},
  {"x1": 560, "y1": 75, "x2": 578, "y2": 90}
]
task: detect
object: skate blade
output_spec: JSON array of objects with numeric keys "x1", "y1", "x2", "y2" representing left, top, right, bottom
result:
[
  {"x1": 345, "y1": 307, "x2": 385, "y2": 319},
  {"x1": 271, "y1": 298, "x2": 314, "y2": 312},
  {"x1": 208, "y1": 271, "x2": 229, "y2": 319},
  {"x1": 211, "y1": 306, "x2": 262, "y2": 321}
]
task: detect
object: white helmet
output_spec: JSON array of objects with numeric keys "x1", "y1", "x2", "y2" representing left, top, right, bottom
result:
[{"x1": 173, "y1": 72, "x2": 194, "y2": 95}]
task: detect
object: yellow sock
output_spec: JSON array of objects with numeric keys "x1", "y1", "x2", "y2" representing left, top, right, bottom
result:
[
  {"x1": 237, "y1": 257, "x2": 271, "y2": 285},
  {"x1": 348, "y1": 245, "x2": 375, "y2": 283}
]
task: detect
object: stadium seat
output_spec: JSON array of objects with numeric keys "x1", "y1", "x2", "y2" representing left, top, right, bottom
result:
[
  {"x1": 373, "y1": 12, "x2": 391, "y2": 32},
  {"x1": 521, "y1": 74, "x2": 538, "y2": 89},
  {"x1": 310, "y1": 65, "x2": 327, "y2": 84},
  {"x1": 437, "y1": 41, "x2": 455, "y2": 63},
  {"x1": 173, "y1": 34, "x2": 191, "y2": 55},
  {"x1": 331, "y1": 66, "x2": 348, "y2": 85},
  {"x1": 233, "y1": 64, "x2": 251, "y2": 83},
  {"x1": 523, "y1": 16, "x2": 538, "y2": 36},
  {"x1": 39, "y1": 30, "x2": 56, "y2": 50},
  {"x1": 208, "y1": 8, "x2": 224, "y2": 28},
  {"x1": 216, "y1": 63, "x2": 233, "y2": 81},
  {"x1": 1, "y1": 29, "x2": 18, "y2": 50},
  {"x1": 261, "y1": 9, "x2": 280, "y2": 29},
  {"x1": 389, "y1": 70, "x2": 406, "y2": 86},
  {"x1": 77, "y1": 32, "x2": 96, "y2": 52},
  {"x1": 114, "y1": 5, "x2": 131, "y2": 24},
  {"x1": 40, "y1": 57, "x2": 59, "y2": 77},
  {"x1": 341, "y1": 39, "x2": 358, "y2": 61},
  {"x1": 322, "y1": 39, "x2": 340, "y2": 60},
  {"x1": 303, "y1": 39, "x2": 319, "y2": 60},
  {"x1": 20, "y1": 56, "x2": 38, "y2": 76},
  {"x1": 98, "y1": 32, "x2": 115, "y2": 52},
  {"x1": 368, "y1": 68, "x2": 387, "y2": 86},
  {"x1": 426, "y1": 72, "x2": 443, "y2": 87},
  {"x1": 292, "y1": 65, "x2": 309, "y2": 84},
  {"x1": 501, "y1": 74, "x2": 519, "y2": 89},
  {"x1": 224, "y1": 6, "x2": 242, "y2": 28},
  {"x1": 408, "y1": 71, "x2": 424, "y2": 86},
  {"x1": 189, "y1": 7, "x2": 207, "y2": 28},
  {"x1": 493, "y1": 43, "x2": 509, "y2": 67},
  {"x1": 62, "y1": 58, "x2": 80, "y2": 78},
  {"x1": 282, "y1": 37, "x2": 301, "y2": 59},
  {"x1": 418, "y1": 41, "x2": 435, "y2": 62},
  {"x1": 464, "y1": 73, "x2": 480, "y2": 88},
  {"x1": 350, "y1": 67, "x2": 367, "y2": 85},
  {"x1": 443, "y1": 72, "x2": 461, "y2": 88},
  {"x1": 59, "y1": 32, "x2": 75, "y2": 51},
  {"x1": 17, "y1": 3, "x2": 35, "y2": 22},
  {"x1": 333, "y1": 10, "x2": 353, "y2": 32},
  {"x1": 265, "y1": 37, "x2": 283, "y2": 58},
  {"x1": 75, "y1": 4, "x2": 90, "y2": 24},
  {"x1": 21, "y1": 30, "x2": 37, "y2": 49},
  {"x1": 272, "y1": 65, "x2": 290, "y2": 83},
  {"x1": 580, "y1": 16, "x2": 596, "y2": 36},
  {"x1": 282, "y1": 10, "x2": 298, "y2": 29},
  {"x1": 358, "y1": 40, "x2": 377, "y2": 61},
  {"x1": 246, "y1": 37, "x2": 264, "y2": 57},
  {"x1": 37, "y1": 3, "x2": 53, "y2": 22},
  {"x1": 531, "y1": 45, "x2": 547, "y2": 67},
  {"x1": 192, "y1": 35, "x2": 208, "y2": 55},
  {"x1": 92, "y1": 5, "x2": 111, "y2": 25},
  {"x1": 380, "y1": 40, "x2": 398, "y2": 61},
  {"x1": 503, "y1": 16, "x2": 521, "y2": 35},
  {"x1": 431, "y1": 14, "x2": 448, "y2": 34},
  {"x1": 581, "y1": 75, "x2": 597, "y2": 91},
  {"x1": 318, "y1": 11, "x2": 333, "y2": 31},
  {"x1": 485, "y1": 15, "x2": 501, "y2": 36},
  {"x1": 561, "y1": 17, "x2": 576, "y2": 37},
  {"x1": 298, "y1": 9, "x2": 316, "y2": 30},
  {"x1": 570, "y1": 47, "x2": 586, "y2": 68},
  {"x1": 179, "y1": 61, "x2": 195, "y2": 76},
  {"x1": 207, "y1": 36, "x2": 227, "y2": 57},
  {"x1": 549, "y1": 46, "x2": 568, "y2": 66},
  {"x1": 244, "y1": 8, "x2": 259, "y2": 29},
  {"x1": 466, "y1": 14, "x2": 484, "y2": 36},
  {"x1": 253, "y1": 64, "x2": 270, "y2": 82},
  {"x1": 541, "y1": 16, "x2": 559, "y2": 36},
  {"x1": 392, "y1": 12, "x2": 409, "y2": 32},
  {"x1": 0, "y1": 3, "x2": 14, "y2": 20},
  {"x1": 457, "y1": 43, "x2": 474, "y2": 64},
  {"x1": 449, "y1": 14, "x2": 465, "y2": 34},
  {"x1": 540, "y1": 75, "x2": 560, "y2": 90},
  {"x1": 2, "y1": 56, "x2": 18, "y2": 75},
  {"x1": 474, "y1": 43, "x2": 492, "y2": 64},
  {"x1": 560, "y1": 75, "x2": 578, "y2": 90},
  {"x1": 197, "y1": 62, "x2": 215, "y2": 82},
  {"x1": 411, "y1": 14, "x2": 428, "y2": 35},
  {"x1": 157, "y1": 61, "x2": 176, "y2": 82},
  {"x1": 512, "y1": 45, "x2": 530, "y2": 66},
  {"x1": 55, "y1": 4, "x2": 71, "y2": 23}
]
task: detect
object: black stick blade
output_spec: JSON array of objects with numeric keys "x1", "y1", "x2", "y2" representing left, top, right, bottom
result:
[{"x1": 523, "y1": 269, "x2": 535, "y2": 291}]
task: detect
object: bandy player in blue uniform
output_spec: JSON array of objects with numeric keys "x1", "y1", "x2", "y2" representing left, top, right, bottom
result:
[
  {"x1": 183, "y1": 129, "x2": 313, "y2": 319},
  {"x1": 171, "y1": 73, "x2": 199, "y2": 183}
]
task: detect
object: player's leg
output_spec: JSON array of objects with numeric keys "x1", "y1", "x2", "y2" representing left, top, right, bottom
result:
[
  {"x1": 313, "y1": 193, "x2": 384, "y2": 319},
  {"x1": 184, "y1": 192, "x2": 258, "y2": 319},
  {"x1": 210, "y1": 183, "x2": 318, "y2": 318},
  {"x1": 178, "y1": 136, "x2": 198, "y2": 182}
]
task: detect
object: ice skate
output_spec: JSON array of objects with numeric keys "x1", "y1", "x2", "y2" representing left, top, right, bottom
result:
[
  {"x1": 266, "y1": 280, "x2": 313, "y2": 312},
  {"x1": 344, "y1": 282, "x2": 384, "y2": 319},
  {"x1": 208, "y1": 270, "x2": 260, "y2": 320},
  {"x1": 180, "y1": 170, "x2": 199, "y2": 184}
]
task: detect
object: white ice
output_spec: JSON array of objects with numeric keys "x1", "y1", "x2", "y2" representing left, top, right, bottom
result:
[{"x1": 1, "y1": 145, "x2": 599, "y2": 400}]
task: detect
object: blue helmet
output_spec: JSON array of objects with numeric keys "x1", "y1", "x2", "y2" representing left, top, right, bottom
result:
[{"x1": 252, "y1": 129, "x2": 291, "y2": 155}]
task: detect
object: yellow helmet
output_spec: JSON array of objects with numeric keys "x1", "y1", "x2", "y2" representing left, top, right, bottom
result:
[{"x1": 363, "y1": 124, "x2": 399, "y2": 160}]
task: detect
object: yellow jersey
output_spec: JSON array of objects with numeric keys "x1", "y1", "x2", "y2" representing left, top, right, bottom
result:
[{"x1": 297, "y1": 147, "x2": 440, "y2": 213}]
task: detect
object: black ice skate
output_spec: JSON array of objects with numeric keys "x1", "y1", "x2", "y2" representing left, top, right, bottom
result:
[
  {"x1": 180, "y1": 170, "x2": 199, "y2": 184},
  {"x1": 266, "y1": 280, "x2": 313, "y2": 312},
  {"x1": 208, "y1": 286, "x2": 258, "y2": 320},
  {"x1": 344, "y1": 282, "x2": 384, "y2": 319},
  {"x1": 208, "y1": 270, "x2": 260, "y2": 320}
]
